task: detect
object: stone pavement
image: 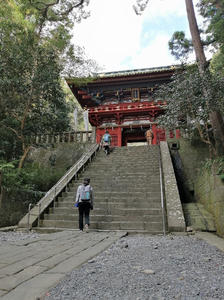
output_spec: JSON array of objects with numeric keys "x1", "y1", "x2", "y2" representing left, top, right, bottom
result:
[
  {"x1": 0, "y1": 230, "x2": 126, "y2": 300},
  {"x1": 195, "y1": 231, "x2": 224, "y2": 252}
]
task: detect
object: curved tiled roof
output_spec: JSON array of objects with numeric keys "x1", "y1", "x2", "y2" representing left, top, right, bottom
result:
[{"x1": 95, "y1": 65, "x2": 179, "y2": 79}]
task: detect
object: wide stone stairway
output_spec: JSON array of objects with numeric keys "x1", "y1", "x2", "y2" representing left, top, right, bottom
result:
[{"x1": 39, "y1": 145, "x2": 164, "y2": 233}]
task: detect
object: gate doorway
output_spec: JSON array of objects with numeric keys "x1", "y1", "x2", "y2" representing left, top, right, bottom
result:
[{"x1": 122, "y1": 127, "x2": 148, "y2": 146}]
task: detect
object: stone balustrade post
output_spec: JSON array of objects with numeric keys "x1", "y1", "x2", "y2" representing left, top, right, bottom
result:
[
  {"x1": 83, "y1": 132, "x2": 87, "y2": 143},
  {"x1": 91, "y1": 127, "x2": 96, "y2": 143},
  {"x1": 68, "y1": 132, "x2": 71, "y2": 143},
  {"x1": 80, "y1": 132, "x2": 83, "y2": 143},
  {"x1": 46, "y1": 135, "x2": 49, "y2": 144}
]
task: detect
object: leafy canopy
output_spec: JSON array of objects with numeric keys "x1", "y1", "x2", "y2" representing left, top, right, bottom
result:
[
  {"x1": 0, "y1": 0, "x2": 96, "y2": 167},
  {"x1": 156, "y1": 66, "x2": 224, "y2": 154}
]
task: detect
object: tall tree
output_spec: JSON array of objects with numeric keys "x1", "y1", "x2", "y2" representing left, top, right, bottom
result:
[
  {"x1": 198, "y1": 0, "x2": 224, "y2": 75},
  {"x1": 156, "y1": 66, "x2": 224, "y2": 155},
  {"x1": 134, "y1": 0, "x2": 224, "y2": 155},
  {"x1": 184, "y1": 0, "x2": 224, "y2": 155},
  {"x1": 0, "y1": 0, "x2": 96, "y2": 167}
]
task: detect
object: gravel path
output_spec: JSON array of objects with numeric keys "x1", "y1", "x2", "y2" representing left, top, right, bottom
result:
[
  {"x1": 42, "y1": 234, "x2": 224, "y2": 300},
  {"x1": 1, "y1": 232, "x2": 223, "y2": 299},
  {"x1": 0, "y1": 230, "x2": 40, "y2": 244}
]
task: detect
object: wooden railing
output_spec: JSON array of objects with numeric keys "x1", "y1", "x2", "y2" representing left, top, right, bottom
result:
[
  {"x1": 18, "y1": 143, "x2": 99, "y2": 230},
  {"x1": 30, "y1": 131, "x2": 93, "y2": 144}
]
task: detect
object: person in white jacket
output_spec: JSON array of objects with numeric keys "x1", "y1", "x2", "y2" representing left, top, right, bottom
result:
[{"x1": 75, "y1": 178, "x2": 94, "y2": 232}]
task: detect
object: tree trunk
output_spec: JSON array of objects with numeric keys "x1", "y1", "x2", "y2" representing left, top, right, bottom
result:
[
  {"x1": 0, "y1": 171, "x2": 2, "y2": 208},
  {"x1": 18, "y1": 146, "x2": 31, "y2": 169},
  {"x1": 185, "y1": 0, "x2": 224, "y2": 155},
  {"x1": 209, "y1": 110, "x2": 224, "y2": 155},
  {"x1": 185, "y1": 0, "x2": 207, "y2": 73}
]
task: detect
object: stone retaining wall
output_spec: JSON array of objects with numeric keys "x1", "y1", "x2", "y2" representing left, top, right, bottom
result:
[
  {"x1": 195, "y1": 168, "x2": 224, "y2": 237},
  {"x1": 160, "y1": 141, "x2": 186, "y2": 232}
]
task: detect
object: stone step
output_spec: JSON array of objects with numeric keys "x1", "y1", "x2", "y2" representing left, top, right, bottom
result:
[
  {"x1": 70, "y1": 177, "x2": 160, "y2": 182},
  {"x1": 70, "y1": 179, "x2": 160, "y2": 185},
  {"x1": 182, "y1": 203, "x2": 216, "y2": 232},
  {"x1": 55, "y1": 201, "x2": 162, "y2": 210},
  {"x1": 59, "y1": 193, "x2": 161, "y2": 201},
  {"x1": 59, "y1": 198, "x2": 161, "y2": 205},
  {"x1": 59, "y1": 199, "x2": 161, "y2": 205},
  {"x1": 70, "y1": 180, "x2": 160, "y2": 186},
  {"x1": 99, "y1": 151, "x2": 158, "y2": 154},
  {"x1": 76, "y1": 178, "x2": 160, "y2": 183},
  {"x1": 78, "y1": 170, "x2": 160, "y2": 177},
  {"x1": 39, "y1": 144, "x2": 163, "y2": 233},
  {"x1": 65, "y1": 186, "x2": 160, "y2": 198},
  {"x1": 60, "y1": 192, "x2": 161, "y2": 199},
  {"x1": 77, "y1": 172, "x2": 160, "y2": 177},
  {"x1": 93, "y1": 153, "x2": 159, "y2": 157},
  {"x1": 92, "y1": 168, "x2": 159, "y2": 170},
  {"x1": 89, "y1": 163, "x2": 159, "y2": 167},
  {"x1": 40, "y1": 220, "x2": 163, "y2": 232},
  {"x1": 61, "y1": 191, "x2": 161, "y2": 198},
  {"x1": 76, "y1": 172, "x2": 160, "y2": 177},
  {"x1": 88, "y1": 160, "x2": 159, "y2": 164},
  {"x1": 89, "y1": 159, "x2": 159, "y2": 166},
  {"x1": 49, "y1": 207, "x2": 162, "y2": 216},
  {"x1": 82, "y1": 163, "x2": 159, "y2": 167},
  {"x1": 95, "y1": 148, "x2": 158, "y2": 153},
  {"x1": 44, "y1": 213, "x2": 163, "y2": 222}
]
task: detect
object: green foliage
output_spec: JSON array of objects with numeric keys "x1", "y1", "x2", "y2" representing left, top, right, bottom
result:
[
  {"x1": 2, "y1": 162, "x2": 65, "y2": 194},
  {"x1": 210, "y1": 50, "x2": 224, "y2": 75},
  {"x1": 0, "y1": 1, "x2": 98, "y2": 167},
  {"x1": 0, "y1": 127, "x2": 22, "y2": 161},
  {"x1": 169, "y1": 31, "x2": 193, "y2": 61},
  {"x1": 198, "y1": 0, "x2": 224, "y2": 46},
  {"x1": 201, "y1": 156, "x2": 224, "y2": 175},
  {"x1": 0, "y1": 161, "x2": 15, "y2": 171},
  {"x1": 156, "y1": 67, "x2": 224, "y2": 153},
  {"x1": 198, "y1": 1, "x2": 224, "y2": 72}
]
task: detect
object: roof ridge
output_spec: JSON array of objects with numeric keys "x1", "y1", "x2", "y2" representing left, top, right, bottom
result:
[{"x1": 96, "y1": 64, "x2": 179, "y2": 78}]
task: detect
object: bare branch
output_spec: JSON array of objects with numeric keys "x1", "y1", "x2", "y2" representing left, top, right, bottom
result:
[
  {"x1": 60, "y1": 0, "x2": 85, "y2": 17},
  {"x1": 133, "y1": 0, "x2": 149, "y2": 15},
  {"x1": 1, "y1": 123, "x2": 21, "y2": 140}
]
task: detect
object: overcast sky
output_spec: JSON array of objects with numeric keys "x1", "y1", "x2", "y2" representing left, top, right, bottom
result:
[{"x1": 72, "y1": 0, "x2": 202, "y2": 72}]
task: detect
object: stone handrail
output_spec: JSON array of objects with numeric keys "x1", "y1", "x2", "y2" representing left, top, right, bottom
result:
[
  {"x1": 158, "y1": 146, "x2": 167, "y2": 236},
  {"x1": 18, "y1": 143, "x2": 99, "y2": 229},
  {"x1": 31, "y1": 131, "x2": 93, "y2": 144},
  {"x1": 160, "y1": 141, "x2": 186, "y2": 232}
]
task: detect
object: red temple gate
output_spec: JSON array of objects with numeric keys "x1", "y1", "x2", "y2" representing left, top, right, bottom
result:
[{"x1": 67, "y1": 65, "x2": 180, "y2": 146}]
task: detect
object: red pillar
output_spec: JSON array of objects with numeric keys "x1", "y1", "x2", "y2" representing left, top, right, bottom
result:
[
  {"x1": 176, "y1": 129, "x2": 181, "y2": 139},
  {"x1": 117, "y1": 127, "x2": 122, "y2": 147}
]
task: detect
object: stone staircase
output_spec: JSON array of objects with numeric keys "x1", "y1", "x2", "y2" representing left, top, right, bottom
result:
[
  {"x1": 182, "y1": 202, "x2": 216, "y2": 232},
  {"x1": 39, "y1": 145, "x2": 165, "y2": 233}
]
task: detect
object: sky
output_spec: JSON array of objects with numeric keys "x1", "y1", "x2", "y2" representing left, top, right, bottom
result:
[{"x1": 72, "y1": 0, "x2": 202, "y2": 73}]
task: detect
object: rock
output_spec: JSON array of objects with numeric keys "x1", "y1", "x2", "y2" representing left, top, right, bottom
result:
[
  {"x1": 88, "y1": 259, "x2": 96, "y2": 264},
  {"x1": 142, "y1": 269, "x2": 155, "y2": 274},
  {"x1": 186, "y1": 226, "x2": 194, "y2": 232},
  {"x1": 132, "y1": 266, "x2": 142, "y2": 271},
  {"x1": 120, "y1": 243, "x2": 128, "y2": 249},
  {"x1": 203, "y1": 257, "x2": 211, "y2": 262},
  {"x1": 179, "y1": 277, "x2": 184, "y2": 280}
]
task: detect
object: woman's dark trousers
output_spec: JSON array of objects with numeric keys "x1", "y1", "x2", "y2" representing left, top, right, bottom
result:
[{"x1": 78, "y1": 202, "x2": 90, "y2": 230}]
